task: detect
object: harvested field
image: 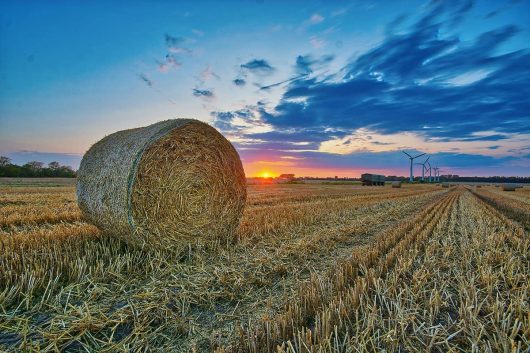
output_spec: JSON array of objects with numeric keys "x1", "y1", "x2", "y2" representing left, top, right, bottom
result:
[{"x1": 0, "y1": 182, "x2": 528, "y2": 352}]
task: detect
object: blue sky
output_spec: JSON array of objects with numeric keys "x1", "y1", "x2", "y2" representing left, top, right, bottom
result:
[{"x1": 0, "y1": 0, "x2": 529, "y2": 177}]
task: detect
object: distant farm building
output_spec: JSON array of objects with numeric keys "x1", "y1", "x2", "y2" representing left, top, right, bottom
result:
[{"x1": 361, "y1": 173, "x2": 385, "y2": 186}]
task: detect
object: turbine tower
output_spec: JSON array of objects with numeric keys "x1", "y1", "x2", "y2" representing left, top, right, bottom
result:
[
  {"x1": 403, "y1": 151, "x2": 426, "y2": 182},
  {"x1": 426, "y1": 160, "x2": 432, "y2": 183},
  {"x1": 433, "y1": 167, "x2": 440, "y2": 182},
  {"x1": 418, "y1": 156, "x2": 430, "y2": 182},
  {"x1": 437, "y1": 169, "x2": 445, "y2": 182},
  {"x1": 414, "y1": 162, "x2": 425, "y2": 181}
]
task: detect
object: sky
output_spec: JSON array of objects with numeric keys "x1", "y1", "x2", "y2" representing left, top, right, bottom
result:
[{"x1": 0, "y1": 0, "x2": 529, "y2": 177}]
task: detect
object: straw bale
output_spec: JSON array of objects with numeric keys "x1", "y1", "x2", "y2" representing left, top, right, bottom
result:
[{"x1": 77, "y1": 119, "x2": 246, "y2": 248}]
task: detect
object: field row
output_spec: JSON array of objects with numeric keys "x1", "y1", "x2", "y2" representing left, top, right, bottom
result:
[{"x1": 236, "y1": 188, "x2": 529, "y2": 352}]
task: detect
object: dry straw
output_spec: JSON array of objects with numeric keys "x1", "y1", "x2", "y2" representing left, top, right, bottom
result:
[{"x1": 77, "y1": 119, "x2": 246, "y2": 249}]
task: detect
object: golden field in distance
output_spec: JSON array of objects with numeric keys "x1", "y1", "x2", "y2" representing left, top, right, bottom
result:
[{"x1": 0, "y1": 179, "x2": 528, "y2": 352}]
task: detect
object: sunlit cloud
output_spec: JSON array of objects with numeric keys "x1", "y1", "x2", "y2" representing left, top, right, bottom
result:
[
  {"x1": 280, "y1": 155, "x2": 306, "y2": 160},
  {"x1": 444, "y1": 69, "x2": 492, "y2": 86},
  {"x1": 319, "y1": 128, "x2": 530, "y2": 158}
]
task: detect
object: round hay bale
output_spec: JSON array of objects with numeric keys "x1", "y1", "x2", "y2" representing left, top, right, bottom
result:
[
  {"x1": 391, "y1": 181, "x2": 402, "y2": 188},
  {"x1": 77, "y1": 119, "x2": 247, "y2": 248},
  {"x1": 442, "y1": 183, "x2": 449, "y2": 188},
  {"x1": 502, "y1": 184, "x2": 516, "y2": 191}
]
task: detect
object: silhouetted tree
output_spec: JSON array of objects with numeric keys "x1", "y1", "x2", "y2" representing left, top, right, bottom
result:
[
  {"x1": 0, "y1": 156, "x2": 11, "y2": 167},
  {"x1": 25, "y1": 161, "x2": 44, "y2": 170},
  {"x1": 48, "y1": 161, "x2": 60, "y2": 169}
]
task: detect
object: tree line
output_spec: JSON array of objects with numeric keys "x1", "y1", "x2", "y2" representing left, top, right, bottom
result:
[{"x1": 0, "y1": 156, "x2": 76, "y2": 178}]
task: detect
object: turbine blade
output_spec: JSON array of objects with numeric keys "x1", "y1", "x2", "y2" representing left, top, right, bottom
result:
[
  {"x1": 402, "y1": 151, "x2": 412, "y2": 158},
  {"x1": 413, "y1": 152, "x2": 426, "y2": 159}
]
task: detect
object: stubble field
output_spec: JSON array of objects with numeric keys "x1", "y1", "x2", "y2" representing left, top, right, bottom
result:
[{"x1": 0, "y1": 180, "x2": 528, "y2": 352}]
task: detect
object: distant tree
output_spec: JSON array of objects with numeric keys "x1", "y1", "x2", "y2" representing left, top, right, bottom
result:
[
  {"x1": 0, "y1": 156, "x2": 11, "y2": 167},
  {"x1": 58, "y1": 165, "x2": 75, "y2": 177},
  {"x1": 25, "y1": 161, "x2": 44, "y2": 170},
  {"x1": 48, "y1": 161, "x2": 60, "y2": 169}
]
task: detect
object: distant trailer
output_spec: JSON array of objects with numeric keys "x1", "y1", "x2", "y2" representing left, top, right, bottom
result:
[{"x1": 361, "y1": 173, "x2": 386, "y2": 186}]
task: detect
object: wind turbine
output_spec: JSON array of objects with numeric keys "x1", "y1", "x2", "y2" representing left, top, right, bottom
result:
[
  {"x1": 433, "y1": 167, "x2": 442, "y2": 182},
  {"x1": 418, "y1": 156, "x2": 430, "y2": 182},
  {"x1": 437, "y1": 169, "x2": 446, "y2": 182},
  {"x1": 403, "y1": 151, "x2": 426, "y2": 182},
  {"x1": 426, "y1": 160, "x2": 432, "y2": 182}
]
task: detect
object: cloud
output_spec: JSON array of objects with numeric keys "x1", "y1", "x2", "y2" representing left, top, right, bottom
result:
[
  {"x1": 309, "y1": 36, "x2": 325, "y2": 49},
  {"x1": 138, "y1": 73, "x2": 153, "y2": 86},
  {"x1": 157, "y1": 54, "x2": 182, "y2": 73},
  {"x1": 309, "y1": 13, "x2": 324, "y2": 24},
  {"x1": 331, "y1": 8, "x2": 348, "y2": 17},
  {"x1": 213, "y1": 1, "x2": 530, "y2": 174},
  {"x1": 318, "y1": 128, "x2": 530, "y2": 158},
  {"x1": 199, "y1": 65, "x2": 220, "y2": 82},
  {"x1": 259, "y1": 9, "x2": 528, "y2": 142},
  {"x1": 257, "y1": 55, "x2": 335, "y2": 91},
  {"x1": 233, "y1": 78, "x2": 246, "y2": 86},
  {"x1": 240, "y1": 59, "x2": 275, "y2": 74},
  {"x1": 295, "y1": 54, "x2": 334, "y2": 75},
  {"x1": 483, "y1": 0, "x2": 522, "y2": 19},
  {"x1": 385, "y1": 14, "x2": 409, "y2": 35},
  {"x1": 165, "y1": 34, "x2": 192, "y2": 54},
  {"x1": 136, "y1": 73, "x2": 177, "y2": 105},
  {"x1": 192, "y1": 88, "x2": 214, "y2": 99},
  {"x1": 155, "y1": 33, "x2": 193, "y2": 74},
  {"x1": 259, "y1": 75, "x2": 307, "y2": 91}
]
